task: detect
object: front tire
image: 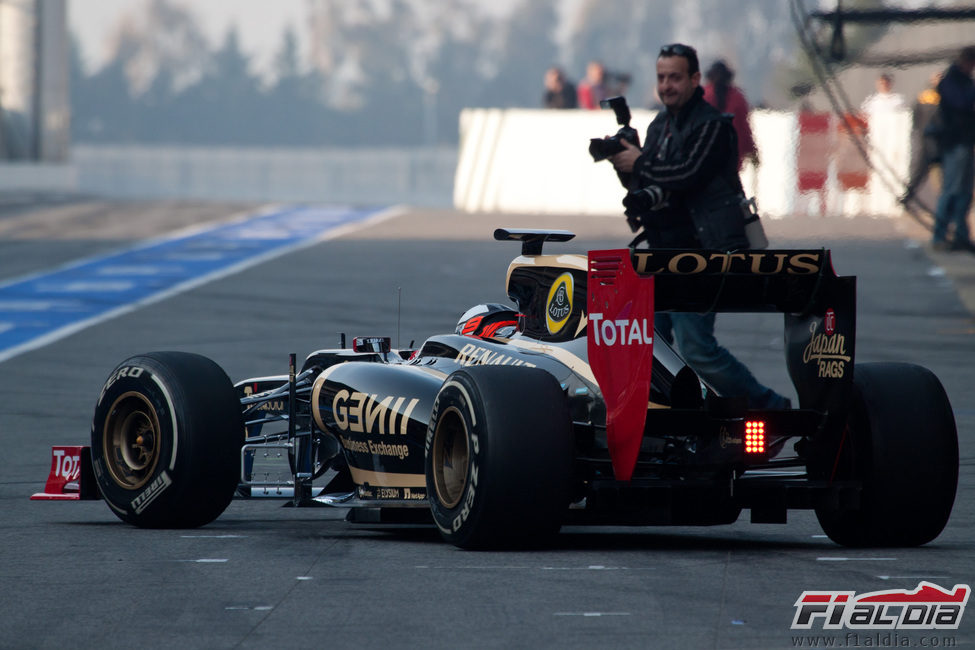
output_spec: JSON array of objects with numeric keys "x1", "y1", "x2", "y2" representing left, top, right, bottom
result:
[
  {"x1": 425, "y1": 366, "x2": 574, "y2": 549},
  {"x1": 91, "y1": 352, "x2": 244, "y2": 528},
  {"x1": 814, "y1": 362, "x2": 958, "y2": 546}
]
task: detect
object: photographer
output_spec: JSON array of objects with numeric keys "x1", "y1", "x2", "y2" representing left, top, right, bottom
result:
[{"x1": 608, "y1": 42, "x2": 790, "y2": 410}]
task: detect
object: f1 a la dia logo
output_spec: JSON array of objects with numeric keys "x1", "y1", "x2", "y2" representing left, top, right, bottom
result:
[
  {"x1": 792, "y1": 582, "x2": 970, "y2": 630},
  {"x1": 546, "y1": 272, "x2": 573, "y2": 334}
]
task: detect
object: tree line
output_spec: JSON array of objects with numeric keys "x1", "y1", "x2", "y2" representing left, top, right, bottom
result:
[{"x1": 69, "y1": 0, "x2": 879, "y2": 148}]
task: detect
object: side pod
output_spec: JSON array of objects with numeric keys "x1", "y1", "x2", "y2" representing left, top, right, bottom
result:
[{"x1": 30, "y1": 446, "x2": 100, "y2": 501}]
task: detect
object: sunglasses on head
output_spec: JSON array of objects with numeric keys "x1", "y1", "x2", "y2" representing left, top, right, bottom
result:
[{"x1": 659, "y1": 43, "x2": 694, "y2": 57}]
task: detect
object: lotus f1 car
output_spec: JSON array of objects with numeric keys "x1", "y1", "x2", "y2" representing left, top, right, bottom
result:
[{"x1": 34, "y1": 229, "x2": 959, "y2": 549}]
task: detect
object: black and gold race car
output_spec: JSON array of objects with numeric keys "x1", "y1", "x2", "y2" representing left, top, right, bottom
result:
[{"x1": 34, "y1": 229, "x2": 958, "y2": 549}]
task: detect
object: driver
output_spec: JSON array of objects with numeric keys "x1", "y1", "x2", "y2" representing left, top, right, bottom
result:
[{"x1": 456, "y1": 303, "x2": 520, "y2": 339}]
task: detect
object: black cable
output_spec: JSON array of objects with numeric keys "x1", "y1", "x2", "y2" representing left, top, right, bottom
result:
[{"x1": 790, "y1": 0, "x2": 934, "y2": 231}]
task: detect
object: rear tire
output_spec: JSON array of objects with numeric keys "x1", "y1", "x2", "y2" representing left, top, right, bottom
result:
[
  {"x1": 425, "y1": 366, "x2": 573, "y2": 549},
  {"x1": 814, "y1": 362, "x2": 957, "y2": 546},
  {"x1": 91, "y1": 352, "x2": 244, "y2": 528}
]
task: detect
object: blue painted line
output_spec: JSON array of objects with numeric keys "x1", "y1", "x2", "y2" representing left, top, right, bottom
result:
[{"x1": 0, "y1": 204, "x2": 394, "y2": 362}]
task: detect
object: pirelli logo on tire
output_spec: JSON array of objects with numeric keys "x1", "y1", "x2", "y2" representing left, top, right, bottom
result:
[
  {"x1": 131, "y1": 471, "x2": 172, "y2": 514},
  {"x1": 97, "y1": 366, "x2": 145, "y2": 406}
]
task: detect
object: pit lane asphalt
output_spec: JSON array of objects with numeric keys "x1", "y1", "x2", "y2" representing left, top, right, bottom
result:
[{"x1": 1, "y1": 201, "x2": 972, "y2": 650}]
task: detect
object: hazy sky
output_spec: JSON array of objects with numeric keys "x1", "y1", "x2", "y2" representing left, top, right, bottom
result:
[{"x1": 68, "y1": 0, "x2": 307, "y2": 77}]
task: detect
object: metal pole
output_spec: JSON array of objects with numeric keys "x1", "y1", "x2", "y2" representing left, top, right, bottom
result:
[{"x1": 811, "y1": 7, "x2": 975, "y2": 24}]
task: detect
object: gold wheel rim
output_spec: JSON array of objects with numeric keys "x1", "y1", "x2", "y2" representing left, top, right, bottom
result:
[
  {"x1": 103, "y1": 391, "x2": 162, "y2": 490},
  {"x1": 432, "y1": 406, "x2": 469, "y2": 509}
]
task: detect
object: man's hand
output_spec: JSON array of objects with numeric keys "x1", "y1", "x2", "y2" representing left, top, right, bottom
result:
[
  {"x1": 622, "y1": 186, "x2": 666, "y2": 214},
  {"x1": 610, "y1": 138, "x2": 642, "y2": 173}
]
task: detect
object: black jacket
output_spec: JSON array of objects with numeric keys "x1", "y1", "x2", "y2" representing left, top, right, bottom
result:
[
  {"x1": 937, "y1": 63, "x2": 975, "y2": 146},
  {"x1": 619, "y1": 87, "x2": 749, "y2": 250}
]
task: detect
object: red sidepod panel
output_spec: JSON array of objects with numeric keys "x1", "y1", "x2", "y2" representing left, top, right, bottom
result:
[{"x1": 587, "y1": 250, "x2": 654, "y2": 482}]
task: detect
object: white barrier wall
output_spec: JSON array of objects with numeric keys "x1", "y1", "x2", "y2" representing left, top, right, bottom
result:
[
  {"x1": 453, "y1": 108, "x2": 657, "y2": 215},
  {"x1": 71, "y1": 145, "x2": 457, "y2": 207},
  {"x1": 0, "y1": 162, "x2": 76, "y2": 192},
  {"x1": 454, "y1": 108, "x2": 912, "y2": 219}
]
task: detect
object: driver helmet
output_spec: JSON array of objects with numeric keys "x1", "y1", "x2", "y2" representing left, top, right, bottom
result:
[{"x1": 455, "y1": 303, "x2": 520, "y2": 339}]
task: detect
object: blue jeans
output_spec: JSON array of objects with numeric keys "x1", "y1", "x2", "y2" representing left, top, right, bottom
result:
[
  {"x1": 656, "y1": 312, "x2": 789, "y2": 409},
  {"x1": 932, "y1": 142, "x2": 974, "y2": 245}
]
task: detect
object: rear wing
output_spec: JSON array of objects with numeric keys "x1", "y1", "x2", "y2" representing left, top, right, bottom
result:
[
  {"x1": 633, "y1": 249, "x2": 840, "y2": 313},
  {"x1": 627, "y1": 248, "x2": 856, "y2": 409},
  {"x1": 588, "y1": 248, "x2": 856, "y2": 481}
]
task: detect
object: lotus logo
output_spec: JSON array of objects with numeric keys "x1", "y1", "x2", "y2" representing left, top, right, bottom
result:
[
  {"x1": 546, "y1": 272, "x2": 574, "y2": 334},
  {"x1": 824, "y1": 308, "x2": 836, "y2": 336}
]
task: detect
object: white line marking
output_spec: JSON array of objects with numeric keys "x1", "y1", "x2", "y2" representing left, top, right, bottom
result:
[
  {"x1": 0, "y1": 300, "x2": 79, "y2": 310},
  {"x1": 554, "y1": 612, "x2": 632, "y2": 617},
  {"x1": 416, "y1": 565, "x2": 534, "y2": 570},
  {"x1": 417, "y1": 565, "x2": 650, "y2": 571},
  {"x1": 97, "y1": 265, "x2": 182, "y2": 276},
  {"x1": 296, "y1": 576, "x2": 313, "y2": 581},
  {"x1": 37, "y1": 281, "x2": 135, "y2": 292},
  {"x1": 877, "y1": 575, "x2": 950, "y2": 581},
  {"x1": 164, "y1": 252, "x2": 226, "y2": 262},
  {"x1": 542, "y1": 565, "x2": 630, "y2": 571},
  {"x1": 183, "y1": 558, "x2": 229, "y2": 563},
  {"x1": 0, "y1": 204, "x2": 277, "y2": 293},
  {"x1": 180, "y1": 535, "x2": 246, "y2": 539},
  {"x1": 0, "y1": 205, "x2": 404, "y2": 364},
  {"x1": 817, "y1": 557, "x2": 898, "y2": 562}
]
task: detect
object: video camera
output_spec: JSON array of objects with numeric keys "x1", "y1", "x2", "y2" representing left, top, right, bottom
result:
[{"x1": 588, "y1": 96, "x2": 641, "y2": 162}]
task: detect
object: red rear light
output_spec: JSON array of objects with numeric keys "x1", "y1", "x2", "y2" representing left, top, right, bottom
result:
[{"x1": 745, "y1": 420, "x2": 766, "y2": 454}]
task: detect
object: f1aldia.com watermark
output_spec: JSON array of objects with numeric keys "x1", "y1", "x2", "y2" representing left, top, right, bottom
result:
[
  {"x1": 790, "y1": 632, "x2": 957, "y2": 647},
  {"x1": 788, "y1": 581, "x2": 968, "y2": 647}
]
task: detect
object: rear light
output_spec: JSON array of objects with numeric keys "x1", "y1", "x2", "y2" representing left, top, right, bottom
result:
[{"x1": 745, "y1": 420, "x2": 766, "y2": 454}]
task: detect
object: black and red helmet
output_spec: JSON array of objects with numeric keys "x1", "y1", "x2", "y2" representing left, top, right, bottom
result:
[{"x1": 455, "y1": 303, "x2": 520, "y2": 339}]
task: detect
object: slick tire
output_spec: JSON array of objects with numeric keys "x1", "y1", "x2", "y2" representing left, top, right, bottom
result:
[
  {"x1": 91, "y1": 352, "x2": 244, "y2": 528},
  {"x1": 814, "y1": 362, "x2": 958, "y2": 547},
  {"x1": 425, "y1": 366, "x2": 573, "y2": 550}
]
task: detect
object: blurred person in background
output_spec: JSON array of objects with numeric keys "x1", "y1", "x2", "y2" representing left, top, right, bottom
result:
[
  {"x1": 702, "y1": 59, "x2": 759, "y2": 170},
  {"x1": 931, "y1": 46, "x2": 975, "y2": 253},
  {"x1": 577, "y1": 60, "x2": 608, "y2": 109},
  {"x1": 608, "y1": 42, "x2": 790, "y2": 410},
  {"x1": 860, "y1": 72, "x2": 907, "y2": 114},
  {"x1": 902, "y1": 72, "x2": 943, "y2": 207},
  {"x1": 542, "y1": 66, "x2": 578, "y2": 109},
  {"x1": 860, "y1": 72, "x2": 909, "y2": 211}
]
